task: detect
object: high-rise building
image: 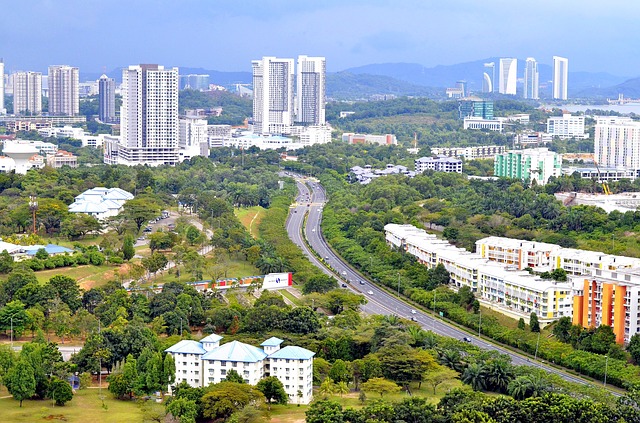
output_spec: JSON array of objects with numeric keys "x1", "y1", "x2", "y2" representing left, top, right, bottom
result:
[
  {"x1": 104, "y1": 64, "x2": 179, "y2": 166},
  {"x1": 483, "y1": 62, "x2": 495, "y2": 93},
  {"x1": 553, "y1": 56, "x2": 569, "y2": 100},
  {"x1": 0, "y1": 59, "x2": 4, "y2": 114},
  {"x1": 458, "y1": 97, "x2": 494, "y2": 120},
  {"x1": 498, "y1": 58, "x2": 517, "y2": 95},
  {"x1": 547, "y1": 114, "x2": 587, "y2": 139},
  {"x1": 252, "y1": 57, "x2": 294, "y2": 135},
  {"x1": 296, "y1": 55, "x2": 326, "y2": 126},
  {"x1": 98, "y1": 74, "x2": 116, "y2": 123},
  {"x1": 524, "y1": 58, "x2": 539, "y2": 99},
  {"x1": 13, "y1": 71, "x2": 42, "y2": 115},
  {"x1": 179, "y1": 74, "x2": 210, "y2": 91},
  {"x1": 179, "y1": 116, "x2": 209, "y2": 161},
  {"x1": 594, "y1": 117, "x2": 640, "y2": 169},
  {"x1": 48, "y1": 65, "x2": 79, "y2": 116}
]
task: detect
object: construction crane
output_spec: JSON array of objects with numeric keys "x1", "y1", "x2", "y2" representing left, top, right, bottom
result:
[{"x1": 594, "y1": 161, "x2": 612, "y2": 195}]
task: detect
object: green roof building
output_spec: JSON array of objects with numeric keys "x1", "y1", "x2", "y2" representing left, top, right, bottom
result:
[{"x1": 494, "y1": 148, "x2": 562, "y2": 186}]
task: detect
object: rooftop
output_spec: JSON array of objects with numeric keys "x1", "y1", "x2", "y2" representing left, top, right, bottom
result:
[
  {"x1": 261, "y1": 337, "x2": 284, "y2": 347},
  {"x1": 268, "y1": 346, "x2": 315, "y2": 360},
  {"x1": 165, "y1": 340, "x2": 206, "y2": 355},
  {"x1": 202, "y1": 340, "x2": 267, "y2": 363}
]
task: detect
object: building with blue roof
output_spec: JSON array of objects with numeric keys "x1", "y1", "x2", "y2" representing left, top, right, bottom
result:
[
  {"x1": 23, "y1": 244, "x2": 74, "y2": 257},
  {"x1": 165, "y1": 334, "x2": 314, "y2": 403}
]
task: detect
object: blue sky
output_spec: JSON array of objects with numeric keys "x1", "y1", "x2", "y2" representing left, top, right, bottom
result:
[{"x1": 2, "y1": 0, "x2": 638, "y2": 77}]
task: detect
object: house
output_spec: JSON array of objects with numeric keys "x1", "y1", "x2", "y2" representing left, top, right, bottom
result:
[
  {"x1": 165, "y1": 335, "x2": 314, "y2": 404},
  {"x1": 68, "y1": 187, "x2": 134, "y2": 220}
]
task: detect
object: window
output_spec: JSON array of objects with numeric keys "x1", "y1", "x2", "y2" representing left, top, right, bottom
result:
[
  {"x1": 220, "y1": 361, "x2": 226, "y2": 367},
  {"x1": 233, "y1": 362, "x2": 238, "y2": 367},
  {"x1": 221, "y1": 369, "x2": 227, "y2": 376}
]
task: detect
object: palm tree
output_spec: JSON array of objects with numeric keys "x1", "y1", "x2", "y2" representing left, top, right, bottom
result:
[
  {"x1": 486, "y1": 359, "x2": 513, "y2": 393},
  {"x1": 336, "y1": 381, "x2": 349, "y2": 398},
  {"x1": 407, "y1": 325, "x2": 427, "y2": 347},
  {"x1": 461, "y1": 362, "x2": 487, "y2": 391},
  {"x1": 438, "y1": 348, "x2": 464, "y2": 372},
  {"x1": 319, "y1": 379, "x2": 337, "y2": 398},
  {"x1": 526, "y1": 374, "x2": 548, "y2": 397},
  {"x1": 507, "y1": 376, "x2": 533, "y2": 400}
]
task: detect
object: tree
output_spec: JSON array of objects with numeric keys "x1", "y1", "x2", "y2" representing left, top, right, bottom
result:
[
  {"x1": 5, "y1": 359, "x2": 36, "y2": 406},
  {"x1": 48, "y1": 376, "x2": 73, "y2": 406},
  {"x1": 166, "y1": 397, "x2": 198, "y2": 423},
  {"x1": 552, "y1": 316, "x2": 572, "y2": 343},
  {"x1": 628, "y1": 333, "x2": 640, "y2": 364},
  {"x1": 0, "y1": 300, "x2": 30, "y2": 338},
  {"x1": 256, "y1": 376, "x2": 288, "y2": 409},
  {"x1": 122, "y1": 198, "x2": 161, "y2": 232},
  {"x1": 461, "y1": 362, "x2": 487, "y2": 391},
  {"x1": 335, "y1": 381, "x2": 349, "y2": 398},
  {"x1": 0, "y1": 250, "x2": 14, "y2": 274},
  {"x1": 225, "y1": 369, "x2": 244, "y2": 384},
  {"x1": 49, "y1": 275, "x2": 82, "y2": 312},
  {"x1": 423, "y1": 367, "x2": 458, "y2": 395},
  {"x1": 319, "y1": 379, "x2": 337, "y2": 397},
  {"x1": 394, "y1": 397, "x2": 438, "y2": 423},
  {"x1": 518, "y1": 318, "x2": 526, "y2": 331},
  {"x1": 302, "y1": 274, "x2": 338, "y2": 294},
  {"x1": 122, "y1": 235, "x2": 135, "y2": 261},
  {"x1": 529, "y1": 312, "x2": 540, "y2": 333},
  {"x1": 328, "y1": 359, "x2": 352, "y2": 384},
  {"x1": 360, "y1": 377, "x2": 400, "y2": 398},
  {"x1": 201, "y1": 382, "x2": 265, "y2": 421},
  {"x1": 305, "y1": 399, "x2": 344, "y2": 423},
  {"x1": 142, "y1": 252, "x2": 168, "y2": 278}
]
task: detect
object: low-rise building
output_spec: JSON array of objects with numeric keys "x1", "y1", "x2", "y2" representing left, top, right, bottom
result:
[
  {"x1": 463, "y1": 117, "x2": 503, "y2": 132},
  {"x1": 342, "y1": 133, "x2": 397, "y2": 146},
  {"x1": 349, "y1": 164, "x2": 416, "y2": 184},
  {"x1": 46, "y1": 150, "x2": 78, "y2": 168},
  {"x1": 415, "y1": 156, "x2": 462, "y2": 173},
  {"x1": 165, "y1": 335, "x2": 314, "y2": 404},
  {"x1": 430, "y1": 145, "x2": 505, "y2": 160},
  {"x1": 68, "y1": 187, "x2": 134, "y2": 220}
]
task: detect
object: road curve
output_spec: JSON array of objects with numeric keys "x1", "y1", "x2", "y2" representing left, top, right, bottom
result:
[{"x1": 282, "y1": 172, "x2": 617, "y2": 392}]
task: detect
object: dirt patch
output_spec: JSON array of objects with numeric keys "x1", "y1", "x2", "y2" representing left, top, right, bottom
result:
[{"x1": 44, "y1": 415, "x2": 67, "y2": 421}]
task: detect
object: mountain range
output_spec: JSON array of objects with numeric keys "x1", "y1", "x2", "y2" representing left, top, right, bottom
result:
[{"x1": 81, "y1": 59, "x2": 640, "y2": 100}]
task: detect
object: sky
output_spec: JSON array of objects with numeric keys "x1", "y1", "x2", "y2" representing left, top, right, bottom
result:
[{"x1": 2, "y1": 0, "x2": 638, "y2": 78}]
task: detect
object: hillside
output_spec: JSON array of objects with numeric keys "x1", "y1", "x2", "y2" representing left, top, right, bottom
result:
[{"x1": 326, "y1": 72, "x2": 440, "y2": 100}]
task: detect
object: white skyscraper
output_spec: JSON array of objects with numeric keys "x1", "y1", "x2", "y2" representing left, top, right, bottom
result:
[
  {"x1": 0, "y1": 59, "x2": 4, "y2": 114},
  {"x1": 98, "y1": 74, "x2": 116, "y2": 123},
  {"x1": 13, "y1": 71, "x2": 42, "y2": 115},
  {"x1": 482, "y1": 62, "x2": 495, "y2": 93},
  {"x1": 48, "y1": 65, "x2": 79, "y2": 116},
  {"x1": 524, "y1": 58, "x2": 539, "y2": 100},
  {"x1": 499, "y1": 58, "x2": 517, "y2": 95},
  {"x1": 553, "y1": 56, "x2": 569, "y2": 100},
  {"x1": 252, "y1": 57, "x2": 294, "y2": 135},
  {"x1": 296, "y1": 56, "x2": 325, "y2": 125},
  {"x1": 594, "y1": 117, "x2": 640, "y2": 169},
  {"x1": 104, "y1": 64, "x2": 179, "y2": 166}
]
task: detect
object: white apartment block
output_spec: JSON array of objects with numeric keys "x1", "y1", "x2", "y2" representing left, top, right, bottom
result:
[
  {"x1": 430, "y1": 145, "x2": 506, "y2": 160},
  {"x1": 165, "y1": 335, "x2": 314, "y2": 404},
  {"x1": 13, "y1": 71, "x2": 42, "y2": 115},
  {"x1": 594, "y1": 117, "x2": 640, "y2": 169},
  {"x1": 546, "y1": 114, "x2": 587, "y2": 139},
  {"x1": 48, "y1": 65, "x2": 79, "y2": 116},
  {"x1": 104, "y1": 64, "x2": 179, "y2": 166},
  {"x1": 475, "y1": 236, "x2": 640, "y2": 275},
  {"x1": 179, "y1": 116, "x2": 209, "y2": 161},
  {"x1": 294, "y1": 125, "x2": 331, "y2": 146},
  {"x1": 207, "y1": 124, "x2": 232, "y2": 148},
  {"x1": 296, "y1": 56, "x2": 326, "y2": 125},
  {"x1": 499, "y1": 58, "x2": 517, "y2": 95},
  {"x1": 463, "y1": 117, "x2": 503, "y2": 132},
  {"x1": 252, "y1": 57, "x2": 295, "y2": 135},
  {"x1": 384, "y1": 224, "x2": 572, "y2": 323},
  {"x1": 415, "y1": 156, "x2": 462, "y2": 173},
  {"x1": 553, "y1": 56, "x2": 569, "y2": 100}
]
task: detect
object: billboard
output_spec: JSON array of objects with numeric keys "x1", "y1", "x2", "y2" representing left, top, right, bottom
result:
[{"x1": 261, "y1": 272, "x2": 293, "y2": 290}]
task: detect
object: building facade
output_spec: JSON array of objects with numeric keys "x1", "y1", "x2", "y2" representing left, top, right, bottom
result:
[
  {"x1": 553, "y1": 56, "x2": 569, "y2": 100},
  {"x1": 179, "y1": 74, "x2": 209, "y2": 91},
  {"x1": 499, "y1": 58, "x2": 517, "y2": 95},
  {"x1": 179, "y1": 116, "x2": 209, "y2": 161},
  {"x1": 98, "y1": 74, "x2": 116, "y2": 123},
  {"x1": 494, "y1": 148, "x2": 562, "y2": 185},
  {"x1": 104, "y1": 64, "x2": 179, "y2": 166},
  {"x1": 546, "y1": 114, "x2": 587, "y2": 139},
  {"x1": 523, "y1": 58, "x2": 539, "y2": 100},
  {"x1": 342, "y1": 133, "x2": 397, "y2": 145},
  {"x1": 483, "y1": 62, "x2": 495, "y2": 93},
  {"x1": 463, "y1": 117, "x2": 503, "y2": 132},
  {"x1": 415, "y1": 156, "x2": 462, "y2": 173},
  {"x1": 458, "y1": 98, "x2": 494, "y2": 120},
  {"x1": 0, "y1": 59, "x2": 4, "y2": 114},
  {"x1": 46, "y1": 150, "x2": 78, "y2": 168},
  {"x1": 13, "y1": 71, "x2": 42, "y2": 116},
  {"x1": 252, "y1": 57, "x2": 295, "y2": 135},
  {"x1": 48, "y1": 65, "x2": 79, "y2": 116},
  {"x1": 594, "y1": 117, "x2": 640, "y2": 169},
  {"x1": 165, "y1": 335, "x2": 314, "y2": 404},
  {"x1": 430, "y1": 145, "x2": 505, "y2": 160},
  {"x1": 296, "y1": 56, "x2": 326, "y2": 125}
]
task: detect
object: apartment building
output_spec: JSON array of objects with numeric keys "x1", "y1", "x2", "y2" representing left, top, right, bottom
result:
[
  {"x1": 494, "y1": 148, "x2": 562, "y2": 185},
  {"x1": 165, "y1": 335, "x2": 314, "y2": 404},
  {"x1": 384, "y1": 224, "x2": 572, "y2": 323},
  {"x1": 547, "y1": 114, "x2": 587, "y2": 139},
  {"x1": 571, "y1": 268, "x2": 640, "y2": 344},
  {"x1": 415, "y1": 156, "x2": 462, "y2": 174},
  {"x1": 48, "y1": 65, "x2": 79, "y2": 116},
  {"x1": 430, "y1": 145, "x2": 505, "y2": 160}
]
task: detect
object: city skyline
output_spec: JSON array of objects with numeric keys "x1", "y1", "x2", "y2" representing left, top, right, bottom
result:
[{"x1": 2, "y1": 0, "x2": 639, "y2": 76}]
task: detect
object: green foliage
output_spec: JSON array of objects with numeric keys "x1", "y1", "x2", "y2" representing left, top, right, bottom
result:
[
  {"x1": 224, "y1": 369, "x2": 244, "y2": 384},
  {"x1": 256, "y1": 376, "x2": 288, "y2": 406},
  {"x1": 5, "y1": 359, "x2": 36, "y2": 406},
  {"x1": 529, "y1": 313, "x2": 540, "y2": 333},
  {"x1": 201, "y1": 381, "x2": 265, "y2": 421},
  {"x1": 48, "y1": 376, "x2": 73, "y2": 405},
  {"x1": 166, "y1": 397, "x2": 198, "y2": 423}
]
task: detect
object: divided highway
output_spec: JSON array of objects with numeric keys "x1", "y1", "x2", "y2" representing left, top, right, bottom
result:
[{"x1": 283, "y1": 173, "x2": 611, "y2": 390}]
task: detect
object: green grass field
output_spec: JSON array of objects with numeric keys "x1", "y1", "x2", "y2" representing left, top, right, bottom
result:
[
  {"x1": 0, "y1": 386, "x2": 164, "y2": 423},
  {"x1": 235, "y1": 206, "x2": 266, "y2": 238}
]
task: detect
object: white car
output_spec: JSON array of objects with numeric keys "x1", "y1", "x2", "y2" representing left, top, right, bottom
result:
[
  {"x1": 367, "y1": 290, "x2": 374, "y2": 295},
  {"x1": 411, "y1": 309, "x2": 417, "y2": 314}
]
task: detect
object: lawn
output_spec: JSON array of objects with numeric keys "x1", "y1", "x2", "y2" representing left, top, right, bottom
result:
[
  {"x1": 149, "y1": 257, "x2": 261, "y2": 286},
  {"x1": 235, "y1": 206, "x2": 266, "y2": 238},
  {"x1": 0, "y1": 264, "x2": 123, "y2": 291},
  {"x1": 0, "y1": 386, "x2": 164, "y2": 423}
]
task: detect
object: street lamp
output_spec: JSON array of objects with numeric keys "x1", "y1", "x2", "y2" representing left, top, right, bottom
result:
[
  {"x1": 604, "y1": 355, "x2": 609, "y2": 387},
  {"x1": 478, "y1": 308, "x2": 482, "y2": 337},
  {"x1": 397, "y1": 273, "x2": 401, "y2": 297},
  {"x1": 433, "y1": 289, "x2": 437, "y2": 330},
  {"x1": 29, "y1": 195, "x2": 38, "y2": 235},
  {"x1": 534, "y1": 330, "x2": 541, "y2": 361},
  {"x1": 179, "y1": 317, "x2": 183, "y2": 337}
]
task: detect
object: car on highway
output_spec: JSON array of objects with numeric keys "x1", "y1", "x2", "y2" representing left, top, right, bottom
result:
[
  {"x1": 367, "y1": 290, "x2": 373, "y2": 295},
  {"x1": 411, "y1": 317, "x2": 418, "y2": 322},
  {"x1": 341, "y1": 283, "x2": 347, "y2": 288},
  {"x1": 411, "y1": 309, "x2": 417, "y2": 314},
  {"x1": 462, "y1": 337, "x2": 472, "y2": 343},
  {"x1": 342, "y1": 271, "x2": 347, "y2": 276},
  {"x1": 359, "y1": 280, "x2": 365, "y2": 285}
]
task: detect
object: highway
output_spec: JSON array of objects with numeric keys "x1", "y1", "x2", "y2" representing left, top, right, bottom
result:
[{"x1": 283, "y1": 172, "x2": 609, "y2": 390}]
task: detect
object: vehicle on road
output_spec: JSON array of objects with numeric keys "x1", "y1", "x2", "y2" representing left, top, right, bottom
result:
[
  {"x1": 359, "y1": 280, "x2": 365, "y2": 285},
  {"x1": 341, "y1": 283, "x2": 347, "y2": 288},
  {"x1": 462, "y1": 337, "x2": 472, "y2": 343},
  {"x1": 367, "y1": 290, "x2": 374, "y2": 295},
  {"x1": 411, "y1": 317, "x2": 418, "y2": 322},
  {"x1": 342, "y1": 271, "x2": 347, "y2": 276},
  {"x1": 411, "y1": 309, "x2": 417, "y2": 314}
]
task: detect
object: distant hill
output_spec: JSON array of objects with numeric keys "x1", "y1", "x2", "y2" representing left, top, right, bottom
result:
[
  {"x1": 80, "y1": 67, "x2": 253, "y2": 86},
  {"x1": 343, "y1": 59, "x2": 631, "y2": 97},
  {"x1": 326, "y1": 72, "x2": 440, "y2": 100},
  {"x1": 574, "y1": 77, "x2": 640, "y2": 99}
]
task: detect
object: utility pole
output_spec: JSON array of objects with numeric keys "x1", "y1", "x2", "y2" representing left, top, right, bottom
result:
[
  {"x1": 397, "y1": 273, "x2": 401, "y2": 297},
  {"x1": 29, "y1": 195, "x2": 38, "y2": 234},
  {"x1": 478, "y1": 309, "x2": 482, "y2": 337},
  {"x1": 433, "y1": 290, "x2": 436, "y2": 330},
  {"x1": 604, "y1": 355, "x2": 609, "y2": 387},
  {"x1": 534, "y1": 330, "x2": 541, "y2": 361}
]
